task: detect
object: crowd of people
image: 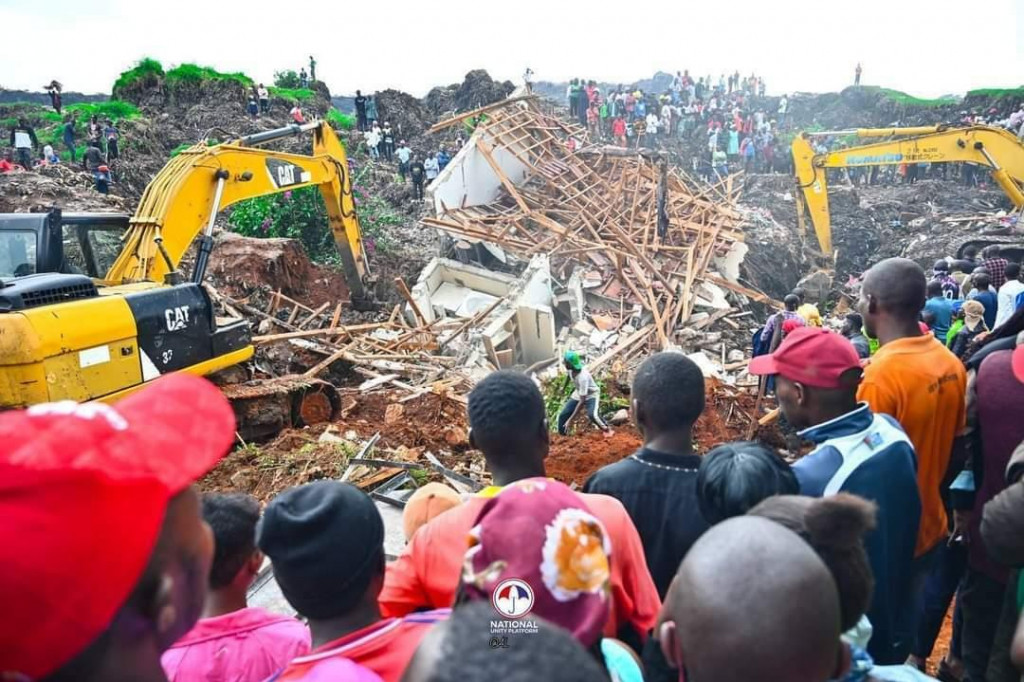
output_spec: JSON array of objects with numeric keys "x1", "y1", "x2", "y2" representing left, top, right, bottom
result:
[
  {"x1": 353, "y1": 91, "x2": 451, "y2": 202},
  {"x1": 564, "y1": 70, "x2": 789, "y2": 179},
  {"x1": 3, "y1": 113, "x2": 119, "y2": 193},
  {"x1": 9, "y1": 249, "x2": 1024, "y2": 682}
]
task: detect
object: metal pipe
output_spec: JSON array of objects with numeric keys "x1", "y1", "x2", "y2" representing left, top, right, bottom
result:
[
  {"x1": 237, "y1": 120, "x2": 320, "y2": 147},
  {"x1": 803, "y1": 125, "x2": 944, "y2": 138},
  {"x1": 192, "y1": 170, "x2": 230, "y2": 284},
  {"x1": 203, "y1": 172, "x2": 228, "y2": 238}
]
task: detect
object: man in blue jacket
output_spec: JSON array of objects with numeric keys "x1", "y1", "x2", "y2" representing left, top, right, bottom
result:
[{"x1": 749, "y1": 327, "x2": 921, "y2": 666}]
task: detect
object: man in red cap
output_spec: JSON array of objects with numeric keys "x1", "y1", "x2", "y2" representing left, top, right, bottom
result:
[
  {"x1": 748, "y1": 326, "x2": 921, "y2": 665},
  {"x1": 0, "y1": 374, "x2": 236, "y2": 682}
]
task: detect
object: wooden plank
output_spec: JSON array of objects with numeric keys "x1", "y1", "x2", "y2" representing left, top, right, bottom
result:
[
  {"x1": 439, "y1": 295, "x2": 506, "y2": 349},
  {"x1": 589, "y1": 326, "x2": 655, "y2": 373},
  {"x1": 426, "y1": 94, "x2": 537, "y2": 133},
  {"x1": 297, "y1": 302, "x2": 330, "y2": 330},
  {"x1": 393, "y1": 277, "x2": 428, "y2": 327}
]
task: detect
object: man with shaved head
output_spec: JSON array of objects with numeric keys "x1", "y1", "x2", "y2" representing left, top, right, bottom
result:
[
  {"x1": 657, "y1": 516, "x2": 848, "y2": 682},
  {"x1": 857, "y1": 258, "x2": 966, "y2": 640}
]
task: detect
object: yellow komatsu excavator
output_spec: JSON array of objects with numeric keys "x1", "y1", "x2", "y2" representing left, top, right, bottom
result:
[
  {"x1": 0, "y1": 120, "x2": 369, "y2": 438},
  {"x1": 792, "y1": 125, "x2": 1024, "y2": 254}
]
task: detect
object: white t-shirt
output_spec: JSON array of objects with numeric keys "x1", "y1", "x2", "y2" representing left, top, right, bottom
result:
[
  {"x1": 571, "y1": 368, "x2": 599, "y2": 401},
  {"x1": 996, "y1": 279, "x2": 1024, "y2": 328},
  {"x1": 257, "y1": 87, "x2": 269, "y2": 99}
]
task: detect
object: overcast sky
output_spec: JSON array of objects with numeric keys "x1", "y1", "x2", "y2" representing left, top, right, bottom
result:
[{"x1": 1, "y1": 0, "x2": 1021, "y2": 98}]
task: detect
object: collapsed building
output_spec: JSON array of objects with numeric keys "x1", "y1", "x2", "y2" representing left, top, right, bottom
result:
[{"x1": 417, "y1": 94, "x2": 771, "y2": 374}]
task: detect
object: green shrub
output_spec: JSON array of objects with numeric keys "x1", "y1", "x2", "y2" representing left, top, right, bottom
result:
[
  {"x1": 66, "y1": 101, "x2": 141, "y2": 121},
  {"x1": 229, "y1": 186, "x2": 338, "y2": 262},
  {"x1": 165, "y1": 64, "x2": 253, "y2": 88},
  {"x1": 966, "y1": 86, "x2": 1024, "y2": 98},
  {"x1": 326, "y1": 109, "x2": 355, "y2": 130},
  {"x1": 269, "y1": 87, "x2": 315, "y2": 103},
  {"x1": 274, "y1": 70, "x2": 302, "y2": 89},
  {"x1": 875, "y1": 87, "x2": 956, "y2": 108},
  {"x1": 112, "y1": 57, "x2": 164, "y2": 93},
  {"x1": 169, "y1": 143, "x2": 192, "y2": 157},
  {"x1": 229, "y1": 165, "x2": 399, "y2": 263}
]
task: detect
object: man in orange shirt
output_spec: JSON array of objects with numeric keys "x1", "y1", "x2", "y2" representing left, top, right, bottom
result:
[
  {"x1": 379, "y1": 371, "x2": 661, "y2": 650},
  {"x1": 858, "y1": 258, "x2": 966, "y2": 559}
]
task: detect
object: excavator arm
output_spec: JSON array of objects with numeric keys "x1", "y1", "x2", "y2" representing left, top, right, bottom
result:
[
  {"x1": 105, "y1": 120, "x2": 369, "y2": 301},
  {"x1": 792, "y1": 125, "x2": 1024, "y2": 254}
]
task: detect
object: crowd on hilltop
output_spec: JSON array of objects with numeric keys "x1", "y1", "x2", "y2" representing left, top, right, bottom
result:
[
  {"x1": 7, "y1": 249, "x2": 1024, "y2": 682},
  {"x1": 563, "y1": 70, "x2": 790, "y2": 180}
]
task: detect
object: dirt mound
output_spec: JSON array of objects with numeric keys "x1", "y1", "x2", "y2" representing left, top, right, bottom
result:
[
  {"x1": 206, "y1": 231, "x2": 349, "y2": 305},
  {"x1": 738, "y1": 173, "x2": 1017, "y2": 299},
  {"x1": 424, "y1": 69, "x2": 515, "y2": 117},
  {"x1": 0, "y1": 165, "x2": 128, "y2": 213},
  {"x1": 373, "y1": 89, "x2": 432, "y2": 141},
  {"x1": 546, "y1": 429, "x2": 643, "y2": 487}
]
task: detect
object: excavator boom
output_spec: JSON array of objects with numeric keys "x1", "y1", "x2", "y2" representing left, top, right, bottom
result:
[
  {"x1": 792, "y1": 125, "x2": 1024, "y2": 254},
  {"x1": 106, "y1": 120, "x2": 368, "y2": 301}
]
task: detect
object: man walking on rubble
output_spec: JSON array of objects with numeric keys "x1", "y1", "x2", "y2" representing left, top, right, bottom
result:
[
  {"x1": 557, "y1": 350, "x2": 612, "y2": 437},
  {"x1": 10, "y1": 119, "x2": 37, "y2": 170}
]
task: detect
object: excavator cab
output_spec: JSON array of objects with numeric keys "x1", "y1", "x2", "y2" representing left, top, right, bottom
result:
[{"x1": 0, "y1": 208, "x2": 128, "y2": 279}]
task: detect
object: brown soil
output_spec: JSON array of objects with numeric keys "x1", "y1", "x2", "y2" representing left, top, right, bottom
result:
[
  {"x1": 207, "y1": 232, "x2": 349, "y2": 306},
  {"x1": 201, "y1": 381, "x2": 785, "y2": 503},
  {"x1": 546, "y1": 428, "x2": 644, "y2": 487},
  {"x1": 927, "y1": 600, "x2": 954, "y2": 676}
]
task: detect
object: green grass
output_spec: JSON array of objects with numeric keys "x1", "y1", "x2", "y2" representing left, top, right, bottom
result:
[
  {"x1": 66, "y1": 101, "x2": 141, "y2": 121},
  {"x1": 326, "y1": 108, "x2": 355, "y2": 130},
  {"x1": 165, "y1": 64, "x2": 253, "y2": 88},
  {"x1": 874, "y1": 87, "x2": 957, "y2": 108},
  {"x1": 966, "y1": 86, "x2": 1024, "y2": 98},
  {"x1": 269, "y1": 86, "x2": 315, "y2": 102},
  {"x1": 112, "y1": 57, "x2": 164, "y2": 93}
]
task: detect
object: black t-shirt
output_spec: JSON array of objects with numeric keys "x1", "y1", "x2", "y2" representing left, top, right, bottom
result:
[
  {"x1": 383, "y1": 130, "x2": 395, "y2": 145},
  {"x1": 582, "y1": 447, "x2": 708, "y2": 597},
  {"x1": 410, "y1": 161, "x2": 425, "y2": 180},
  {"x1": 355, "y1": 95, "x2": 366, "y2": 113}
]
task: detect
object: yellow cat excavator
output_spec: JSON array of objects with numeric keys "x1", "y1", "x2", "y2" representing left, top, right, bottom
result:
[
  {"x1": 0, "y1": 120, "x2": 370, "y2": 439},
  {"x1": 792, "y1": 125, "x2": 1024, "y2": 254}
]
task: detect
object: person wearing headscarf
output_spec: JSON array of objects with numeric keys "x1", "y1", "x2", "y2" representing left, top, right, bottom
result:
[
  {"x1": 952, "y1": 300, "x2": 989, "y2": 359},
  {"x1": 456, "y1": 478, "x2": 643, "y2": 682}
]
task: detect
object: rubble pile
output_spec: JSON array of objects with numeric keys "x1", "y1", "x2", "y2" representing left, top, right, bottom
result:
[
  {"x1": 422, "y1": 99, "x2": 775, "y2": 371},
  {"x1": 0, "y1": 164, "x2": 129, "y2": 213},
  {"x1": 423, "y1": 69, "x2": 516, "y2": 118},
  {"x1": 739, "y1": 174, "x2": 1021, "y2": 297}
]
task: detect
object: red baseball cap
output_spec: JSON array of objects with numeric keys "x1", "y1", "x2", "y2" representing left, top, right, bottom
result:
[
  {"x1": 0, "y1": 374, "x2": 235, "y2": 680},
  {"x1": 748, "y1": 327, "x2": 862, "y2": 388}
]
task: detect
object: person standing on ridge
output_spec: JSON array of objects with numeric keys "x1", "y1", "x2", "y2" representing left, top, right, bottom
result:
[
  {"x1": 557, "y1": 350, "x2": 612, "y2": 437},
  {"x1": 308, "y1": 56, "x2": 317, "y2": 82},
  {"x1": 355, "y1": 90, "x2": 368, "y2": 131},
  {"x1": 855, "y1": 62, "x2": 863, "y2": 86},
  {"x1": 257, "y1": 83, "x2": 269, "y2": 115}
]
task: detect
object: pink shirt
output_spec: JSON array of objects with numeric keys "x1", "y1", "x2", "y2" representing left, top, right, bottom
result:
[{"x1": 161, "y1": 607, "x2": 311, "y2": 682}]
